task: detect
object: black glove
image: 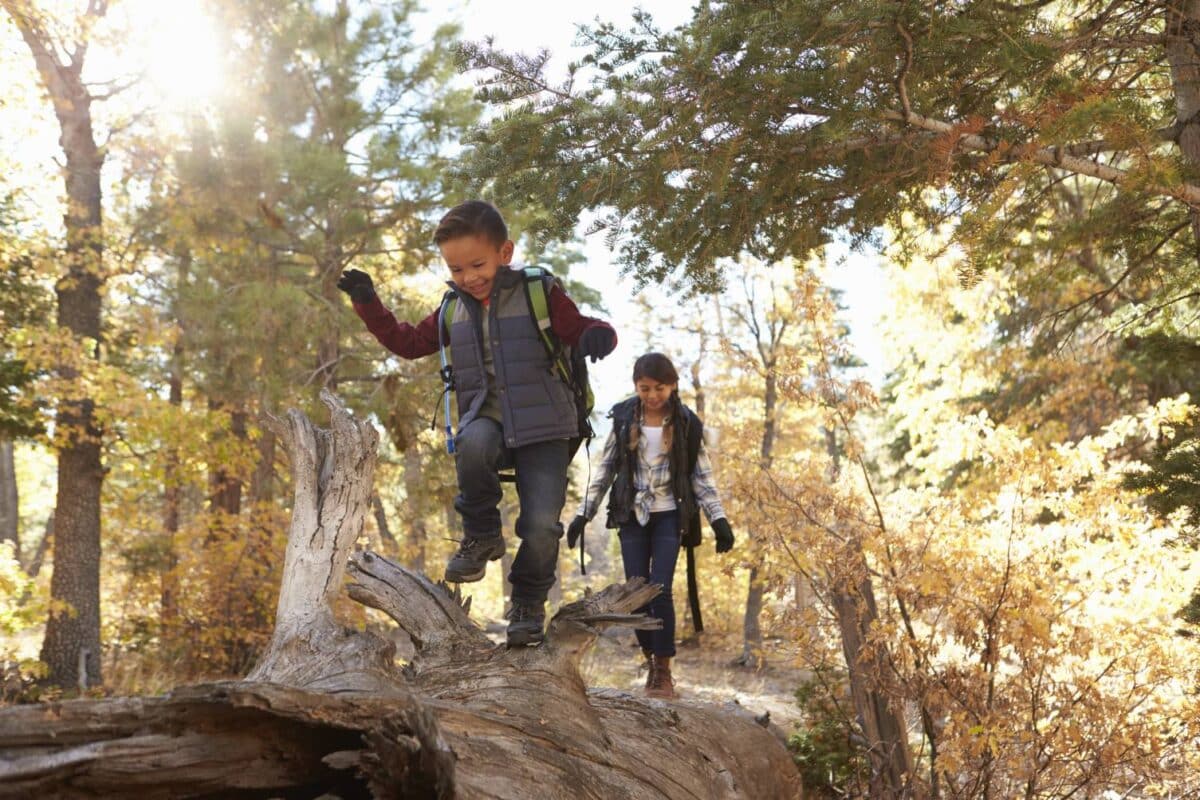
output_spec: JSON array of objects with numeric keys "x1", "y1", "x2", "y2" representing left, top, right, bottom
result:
[
  {"x1": 336, "y1": 268, "x2": 376, "y2": 304},
  {"x1": 578, "y1": 326, "x2": 616, "y2": 363},
  {"x1": 567, "y1": 515, "x2": 587, "y2": 549},
  {"x1": 712, "y1": 518, "x2": 734, "y2": 554}
]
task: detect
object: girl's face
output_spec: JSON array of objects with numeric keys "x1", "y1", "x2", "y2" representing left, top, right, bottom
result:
[{"x1": 635, "y1": 378, "x2": 676, "y2": 413}]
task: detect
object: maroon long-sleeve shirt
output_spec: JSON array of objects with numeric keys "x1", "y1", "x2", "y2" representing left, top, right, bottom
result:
[{"x1": 353, "y1": 281, "x2": 615, "y2": 359}]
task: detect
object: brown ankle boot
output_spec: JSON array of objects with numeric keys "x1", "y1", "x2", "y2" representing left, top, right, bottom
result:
[
  {"x1": 646, "y1": 655, "x2": 677, "y2": 699},
  {"x1": 642, "y1": 650, "x2": 656, "y2": 691}
]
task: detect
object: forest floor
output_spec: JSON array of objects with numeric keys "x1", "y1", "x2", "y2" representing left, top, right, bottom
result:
[{"x1": 580, "y1": 629, "x2": 809, "y2": 734}]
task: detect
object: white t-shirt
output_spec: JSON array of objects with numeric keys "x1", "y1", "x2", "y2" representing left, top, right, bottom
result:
[{"x1": 639, "y1": 425, "x2": 677, "y2": 512}]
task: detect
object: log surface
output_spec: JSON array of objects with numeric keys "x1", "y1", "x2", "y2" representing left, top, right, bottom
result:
[{"x1": 0, "y1": 393, "x2": 802, "y2": 799}]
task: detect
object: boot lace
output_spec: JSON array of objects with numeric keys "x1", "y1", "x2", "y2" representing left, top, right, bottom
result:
[
  {"x1": 506, "y1": 603, "x2": 541, "y2": 622},
  {"x1": 457, "y1": 536, "x2": 498, "y2": 556}
]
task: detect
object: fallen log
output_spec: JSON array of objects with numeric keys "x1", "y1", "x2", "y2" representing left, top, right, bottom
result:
[{"x1": 0, "y1": 391, "x2": 803, "y2": 799}]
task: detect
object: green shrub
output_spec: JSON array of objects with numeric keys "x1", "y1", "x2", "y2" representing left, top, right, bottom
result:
[{"x1": 788, "y1": 670, "x2": 867, "y2": 797}]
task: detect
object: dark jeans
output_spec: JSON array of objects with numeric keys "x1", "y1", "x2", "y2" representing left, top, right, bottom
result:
[
  {"x1": 618, "y1": 510, "x2": 681, "y2": 657},
  {"x1": 454, "y1": 418, "x2": 568, "y2": 606}
]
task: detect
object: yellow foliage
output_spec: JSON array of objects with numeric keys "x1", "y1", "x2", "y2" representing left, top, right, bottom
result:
[{"x1": 718, "y1": 260, "x2": 1200, "y2": 796}]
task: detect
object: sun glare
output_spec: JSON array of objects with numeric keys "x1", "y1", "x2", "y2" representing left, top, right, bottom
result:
[{"x1": 132, "y1": 0, "x2": 226, "y2": 109}]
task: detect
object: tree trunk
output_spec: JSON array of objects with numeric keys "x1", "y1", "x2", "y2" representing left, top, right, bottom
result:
[
  {"x1": 823, "y1": 428, "x2": 915, "y2": 798},
  {"x1": 3, "y1": 0, "x2": 111, "y2": 690},
  {"x1": 739, "y1": 368, "x2": 777, "y2": 667},
  {"x1": 371, "y1": 490, "x2": 398, "y2": 548},
  {"x1": 162, "y1": 254, "x2": 187, "y2": 622},
  {"x1": 831, "y1": 566, "x2": 915, "y2": 799},
  {"x1": 0, "y1": 439, "x2": 17, "y2": 563},
  {"x1": 23, "y1": 512, "x2": 52, "y2": 579},
  {"x1": 315, "y1": 246, "x2": 345, "y2": 390},
  {"x1": 739, "y1": 568, "x2": 766, "y2": 667},
  {"x1": 0, "y1": 392, "x2": 804, "y2": 799},
  {"x1": 1166, "y1": 1, "x2": 1200, "y2": 256},
  {"x1": 250, "y1": 426, "x2": 278, "y2": 505},
  {"x1": 402, "y1": 443, "x2": 427, "y2": 571},
  {"x1": 208, "y1": 404, "x2": 247, "y2": 516}
]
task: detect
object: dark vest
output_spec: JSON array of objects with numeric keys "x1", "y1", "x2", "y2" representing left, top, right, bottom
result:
[
  {"x1": 447, "y1": 267, "x2": 578, "y2": 448},
  {"x1": 604, "y1": 395, "x2": 703, "y2": 546}
]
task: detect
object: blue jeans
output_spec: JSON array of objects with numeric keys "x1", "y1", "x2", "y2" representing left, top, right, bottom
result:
[
  {"x1": 618, "y1": 510, "x2": 680, "y2": 657},
  {"x1": 454, "y1": 418, "x2": 568, "y2": 606}
]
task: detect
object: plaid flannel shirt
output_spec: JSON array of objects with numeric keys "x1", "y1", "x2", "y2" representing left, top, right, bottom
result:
[{"x1": 578, "y1": 413, "x2": 726, "y2": 526}]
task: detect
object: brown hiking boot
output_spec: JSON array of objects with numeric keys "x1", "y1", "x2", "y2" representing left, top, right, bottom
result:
[
  {"x1": 645, "y1": 655, "x2": 677, "y2": 699},
  {"x1": 642, "y1": 650, "x2": 655, "y2": 691}
]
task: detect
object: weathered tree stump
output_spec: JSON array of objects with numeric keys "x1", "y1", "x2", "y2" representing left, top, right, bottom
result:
[{"x1": 0, "y1": 392, "x2": 803, "y2": 799}]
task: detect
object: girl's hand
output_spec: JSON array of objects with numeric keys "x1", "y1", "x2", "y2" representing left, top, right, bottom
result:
[{"x1": 711, "y1": 518, "x2": 734, "y2": 553}]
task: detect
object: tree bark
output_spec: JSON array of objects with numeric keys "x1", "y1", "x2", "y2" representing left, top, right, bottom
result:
[
  {"x1": 830, "y1": 566, "x2": 915, "y2": 799},
  {"x1": 250, "y1": 427, "x2": 278, "y2": 506},
  {"x1": 823, "y1": 428, "x2": 915, "y2": 799},
  {"x1": 402, "y1": 443, "x2": 427, "y2": 571},
  {"x1": 1165, "y1": 1, "x2": 1200, "y2": 256},
  {"x1": 162, "y1": 253, "x2": 188, "y2": 623},
  {"x1": 22, "y1": 512, "x2": 52, "y2": 579},
  {"x1": 371, "y1": 490, "x2": 398, "y2": 548},
  {"x1": 739, "y1": 568, "x2": 767, "y2": 667},
  {"x1": 0, "y1": 439, "x2": 17, "y2": 563},
  {"x1": 0, "y1": 392, "x2": 804, "y2": 799},
  {"x1": 3, "y1": 0, "x2": 110, "y2": 690},
  {"x1": 315, "y1": 240, "x2": 346, "y2": 390},
  {"x1": 207, "y1": 404, "x2": 247, "y2": 517},
  {"x1": 740, "y1": 365, "x2": 777, "y2": 667}
]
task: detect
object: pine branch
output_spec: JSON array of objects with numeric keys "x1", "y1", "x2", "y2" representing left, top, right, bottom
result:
[{"x1": 881, "y1": 108, "x2": 1200, "y2": 205}]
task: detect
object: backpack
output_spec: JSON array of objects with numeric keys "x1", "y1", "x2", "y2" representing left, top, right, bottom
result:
[{"x1": 435, "y1": 266, "x2": 595, "y2": 460}]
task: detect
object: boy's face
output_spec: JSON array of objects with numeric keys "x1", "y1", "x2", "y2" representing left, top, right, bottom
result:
[{"x1": 440, "y1": 234, "x2": 514, "y2": 301}]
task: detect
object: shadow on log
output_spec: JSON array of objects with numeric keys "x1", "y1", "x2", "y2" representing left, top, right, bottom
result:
[{"x1": 0, "y1": 391, "x2": 803, "y2": 799}]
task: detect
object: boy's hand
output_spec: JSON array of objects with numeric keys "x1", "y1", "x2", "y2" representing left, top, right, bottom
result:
[
  {"x1": 566, "y1": 515, "x2": 587, "y2": 548},
  {"x1": 337, "y1": 269, "x2": 376, "y2": 304},
  {"x1": 712, "y1": 518, "x2": 735, "y2": 553},
  {"x1": 578, "y1": 326, "x2": 616, "y2": 362}
]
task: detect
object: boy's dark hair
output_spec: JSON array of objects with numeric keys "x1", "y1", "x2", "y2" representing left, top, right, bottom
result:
[
  {"x1": 632, "y1": 352, "x2": 679, "y2": 385},
  {"x1": 434, "y1": 200, "x2": 508, "y2": 246}
]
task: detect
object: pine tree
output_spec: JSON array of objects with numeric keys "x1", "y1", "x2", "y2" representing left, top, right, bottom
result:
[
  {"x1": 459, "y1": 1, "x2": 1200, "y2": 302},
  {"x1": 2, "y1": 0, "x2": 112, "y2": 689}
]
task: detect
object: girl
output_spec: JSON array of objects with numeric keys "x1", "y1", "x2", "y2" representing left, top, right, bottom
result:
[{"x1": 567, "y1": 352, "x2": 735, "y2": 698}]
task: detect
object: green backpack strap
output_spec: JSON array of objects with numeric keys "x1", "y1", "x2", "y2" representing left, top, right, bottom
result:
[
  {"x1": 522, "y1": 267, "x2": 596, "y2": 424},
  {"x1": 435, "y1": 291, "x2": 457, "y2": 453},
  {"x1": 521, "y1": 267, "x2": 573, "y2": 387}
]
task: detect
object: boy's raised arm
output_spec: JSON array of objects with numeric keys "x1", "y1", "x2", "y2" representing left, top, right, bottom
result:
[
  {"x1": 338, "y1": 268, "x2": 441, "y2": 359},
  {"x1": 351, "y1": 296, "x2": 441, "y2": 360},
  {"x1": 547, "y1": 285, "x2": 617, "y2": 360}
]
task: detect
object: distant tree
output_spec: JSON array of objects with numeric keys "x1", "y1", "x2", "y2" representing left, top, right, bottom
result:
[{"x1": 2, "y1": 0, "x2": 115, "y2": 688}]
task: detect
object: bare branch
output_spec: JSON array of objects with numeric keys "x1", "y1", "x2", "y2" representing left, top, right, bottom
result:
[{"x1": 894, "y1": 21, "x2": 914, "y2": 121}]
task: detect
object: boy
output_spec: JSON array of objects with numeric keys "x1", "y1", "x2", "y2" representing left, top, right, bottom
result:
[{"x1": 338, "y1": 200, "x2": 617, "y2": 646}]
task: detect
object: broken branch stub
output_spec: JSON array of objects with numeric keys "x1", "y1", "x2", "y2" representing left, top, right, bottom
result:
[{"x1": 247, "y1": 389, "x2": 395, "y2": 690}]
